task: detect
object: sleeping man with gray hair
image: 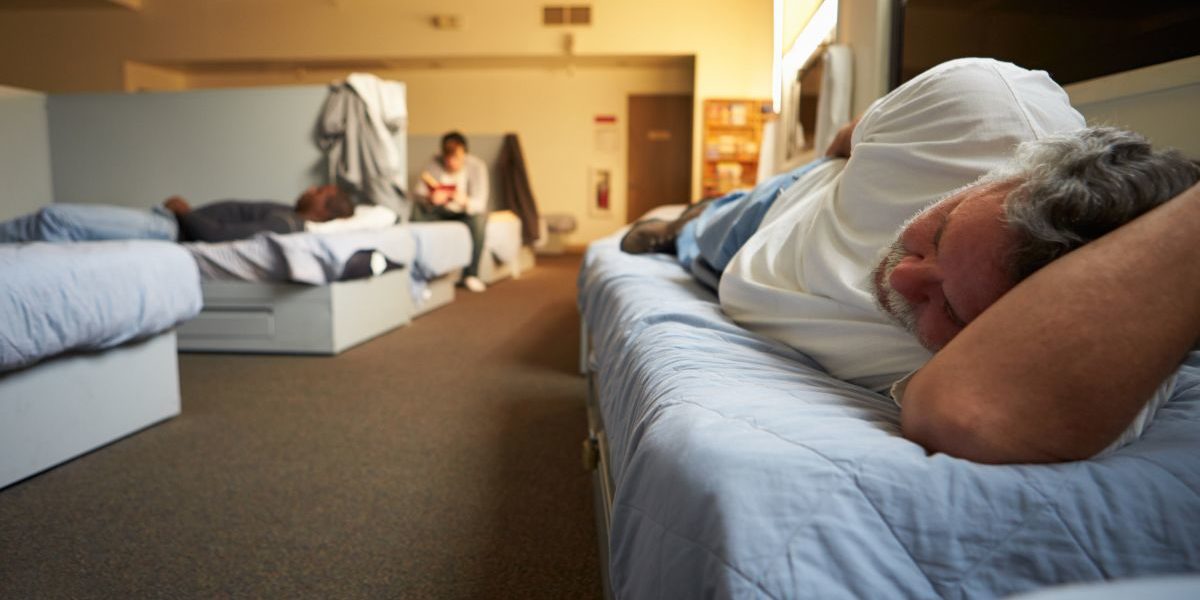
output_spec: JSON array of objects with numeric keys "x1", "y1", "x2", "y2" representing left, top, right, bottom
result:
[
  {"x1": 870, "y1": 126, "x2": 1199, "y2": 464},
  {"x1": 620, "y1": 58, "x2": 1200, "y2": 464}
]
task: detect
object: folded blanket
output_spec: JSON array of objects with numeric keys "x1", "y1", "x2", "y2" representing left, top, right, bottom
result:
[
  {"x1": 0, "y1": 240, "x2": 202, "y2": 372},
  {"x1": 185, "y1": 226, "x2": 416, "y2": 285}
]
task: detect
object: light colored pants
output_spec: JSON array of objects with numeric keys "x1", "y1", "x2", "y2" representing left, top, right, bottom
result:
[{"x1": 0, "y1": 204, "x2": 178, "y2": 243}]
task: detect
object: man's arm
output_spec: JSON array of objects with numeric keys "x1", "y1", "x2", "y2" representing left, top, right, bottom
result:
[{"x1": 902, "y1": 182, "x2": 1200, "y2": 463}]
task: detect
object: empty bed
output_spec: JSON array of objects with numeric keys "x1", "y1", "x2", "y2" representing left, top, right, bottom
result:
[{"x1": 0, "y1": 240, "x2": 202, "y2": 489}]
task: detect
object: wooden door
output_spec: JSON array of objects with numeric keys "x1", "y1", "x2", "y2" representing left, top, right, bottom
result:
[{"x1": 627, "y1": 95, "x2": 694, "y2": 223}]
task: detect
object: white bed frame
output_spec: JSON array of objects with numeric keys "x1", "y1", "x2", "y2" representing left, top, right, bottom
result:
[
  {"x1": 479, "y1": 210, "x2": 537, "y2": 285},
  {"x1": 412, "y1": 270, "x2": 460, "y2": 318},
  {"x1": 177, "y1": 268, "x2": 413, "y2": 355},
  {"x1": 580, "y1": 321, "x2": 616, "y2": 600},
  {"x1": 0, "y1": 330, "x2": 182, "y2": 489},
  {"x1": 479, "y1": 245, "x2": 536, "y2": 284}
]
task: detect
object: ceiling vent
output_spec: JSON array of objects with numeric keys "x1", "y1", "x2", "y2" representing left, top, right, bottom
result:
[
  {"x1": 431, "y1": 14, "x2": 463, "y2": 30},
  {"x1": 543, "y1": 5, "x2": 591, "y2": 26}
]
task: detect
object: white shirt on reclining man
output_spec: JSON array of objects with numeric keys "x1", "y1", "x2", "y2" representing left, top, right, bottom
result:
[{"x1": 717, "y1": 58, "x2": 1200, "y2": 464}]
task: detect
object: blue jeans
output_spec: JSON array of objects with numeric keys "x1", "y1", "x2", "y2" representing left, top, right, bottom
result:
[
  {"x1": 0, "y1": 204, "x2": 178, "y2": 243},
  {"x1": 676, "y1": 158, "x2": 829, "y2": 287}
]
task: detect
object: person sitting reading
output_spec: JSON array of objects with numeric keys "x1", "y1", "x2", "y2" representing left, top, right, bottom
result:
[
  {"x1": 413, "y1": 131, "x2": 491, "y2": 292},
  {"x1": 620, "y1": 57, "x2": 1200, "y2": 464},
  {"x1": 0, "y1": 184, "x2": 355, "y2": 244}
]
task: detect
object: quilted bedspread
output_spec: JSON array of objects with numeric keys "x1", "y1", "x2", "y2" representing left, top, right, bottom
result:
[{"x1": 579, "y1": 232, "x2": 1200, "y2": 599}]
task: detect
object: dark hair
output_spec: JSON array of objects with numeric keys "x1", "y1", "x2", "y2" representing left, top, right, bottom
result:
[
  {"x1": 327, "y1": 187, "x2": 356, "y2": 219},
  {"x1": 985, "y1": 127, "x2": 1200, "y2": 281},
  {"x1": 441, "y1": 130, "x2": 468, "y2": 154}
]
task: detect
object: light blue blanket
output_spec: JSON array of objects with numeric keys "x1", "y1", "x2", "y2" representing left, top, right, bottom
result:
[
  {"x1": 579, "y1": 234, "x2": 1200, "y2": 599},
  {"x1": 0, "y1": 240, "x2": 202, "y2": 372},
  {"x1": 184, "y1": 222, "x2": 468, "y2": 286}
]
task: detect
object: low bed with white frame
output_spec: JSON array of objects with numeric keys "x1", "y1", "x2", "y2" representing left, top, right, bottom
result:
[
  {"x1": 0, "y1": 240, "x2": 201, "y2": 489},
  {"x1": 177, "y1": 221, "x2": 472, "y2": 354}
]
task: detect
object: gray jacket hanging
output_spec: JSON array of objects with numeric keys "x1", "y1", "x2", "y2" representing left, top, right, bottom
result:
[{"x1": 317, "y1": 74, "x2": 409, "y2": 218}]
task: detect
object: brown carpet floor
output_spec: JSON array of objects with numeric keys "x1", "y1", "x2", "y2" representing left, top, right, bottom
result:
[{"x1": 0, "y1": 254, "x2": 600, "y2": 599}]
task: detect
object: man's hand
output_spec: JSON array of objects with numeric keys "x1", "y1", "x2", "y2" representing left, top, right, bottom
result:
[
  {"x1": 825, "y1": 117, "x2": 859, "y2": 159},
  {"x1": 163, "y1": 196, "x2": 191, "y2": 215},
  {"x1": 430, "y1": 189, "x2": 451, "y2": 206}
]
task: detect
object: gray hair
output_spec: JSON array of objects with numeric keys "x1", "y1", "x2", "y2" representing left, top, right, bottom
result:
[{"x1": 981, "y1": 127, "x2": 1200, "y2": 282}]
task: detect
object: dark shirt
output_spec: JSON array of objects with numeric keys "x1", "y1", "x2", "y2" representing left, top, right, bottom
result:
[{"x1": 176, "y1": 200, "x2": 305, "y2": 242}]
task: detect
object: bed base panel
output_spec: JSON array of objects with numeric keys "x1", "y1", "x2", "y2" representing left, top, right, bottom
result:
[
  {"x1": 0, "y1": 331, "x2": 181, "y2": 490},
  {"x1": 581, "y1": 320, "x2": 615, "y2": 600},
  {"x1": 479, "y1": 246, "x2": 536, "y2": 284},
  {"x1": 177, "y1": 269, "x2": 413, "y2": 355},
  {"x1": 412, "y1": 271, "x2": 459, "y2": 318}
]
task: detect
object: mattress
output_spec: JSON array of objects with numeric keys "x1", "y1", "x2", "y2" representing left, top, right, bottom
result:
[
  {"x1": 579, "y1": 231, "x2": 1200, "y2": 598},
  {"x1": 186, "y1": 223, "x2": 470, "y2": 286},
  {"x1": 408, "y1": 220, "x2": 472, "y2": 279},
  {"x1": 0, "y1": 240, "x2": 202, "y2": 372}
]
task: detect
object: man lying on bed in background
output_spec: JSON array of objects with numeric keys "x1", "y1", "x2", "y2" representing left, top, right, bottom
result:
[
  {"x1": 163, "y1": 184, "x2": 356, "y2": 242},
  {"x1": 0, "y1": 184, "x2": 372, "y2": 244},
  {"x1": 620, "y1": 57, "x2": 1200, "y2": 464}
]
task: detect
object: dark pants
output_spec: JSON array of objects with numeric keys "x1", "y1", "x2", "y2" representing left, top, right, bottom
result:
[{"x1": 411, "y1": 203, "x2": 487, "y2": 278}]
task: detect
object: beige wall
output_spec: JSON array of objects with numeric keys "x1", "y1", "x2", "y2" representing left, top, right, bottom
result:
[{"x1": 0, "y1": 0, "x2": 773, "y2": 243}]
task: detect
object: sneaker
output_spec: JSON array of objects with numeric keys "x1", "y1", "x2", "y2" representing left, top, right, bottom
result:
[{"x1": 463, "y1": 275, "x2": 487, "y2": 293}]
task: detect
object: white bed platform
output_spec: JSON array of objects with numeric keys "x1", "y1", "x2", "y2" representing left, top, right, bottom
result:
[
  {"x1": 177, "y1": 268, "x2": 413, "y2": 355},
  {"x1": 479, "y1": 210, "x2": 536, "y2": 285},
  {"x1": 479, "y1": 245, "x2": 536, "y2": 285},
  {"x1": 0, "y1": 330, "x2": 181, "y2": 490},
  {"x1": 413, "y1": 271, "x2": 461, "y2": 318}
]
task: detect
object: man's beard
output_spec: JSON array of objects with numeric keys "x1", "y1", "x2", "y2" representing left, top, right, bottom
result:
[{"x1": 871, "y1": 237, "x2": 919, "y2": 337}]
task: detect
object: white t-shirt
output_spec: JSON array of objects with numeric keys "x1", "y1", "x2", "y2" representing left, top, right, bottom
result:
[{"x1": 719, "y1": 58, "x2": 1086, "y2": 392}]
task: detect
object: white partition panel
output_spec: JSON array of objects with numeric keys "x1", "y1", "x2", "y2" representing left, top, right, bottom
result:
[
  {"x1": 0, "y1": 85, "x2": 54, "y2": 220},
  {"x1": 47, "y1": 84, "x2": 405, "y2": 209},
  {"x1": 1066, "y1": 56, "x2": 1200, "y2": 159}
]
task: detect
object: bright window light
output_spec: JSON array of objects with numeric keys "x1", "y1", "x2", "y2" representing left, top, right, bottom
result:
[{"x1": 773, "y1": 0, "x2": 784, "y2": 112}]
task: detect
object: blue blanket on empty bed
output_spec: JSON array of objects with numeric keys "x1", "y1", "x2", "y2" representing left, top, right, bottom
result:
[
  {"x1": 1, "y1": 240, "x2": 202, "y2": 372},
  {"x1": 579, "y1": 234, "x2": 1200, "y2": 599}
]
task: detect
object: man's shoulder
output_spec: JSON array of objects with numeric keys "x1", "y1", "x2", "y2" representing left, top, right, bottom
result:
[{"x1": 466, "y1": 154, "x2": 488, "y2": 170}]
